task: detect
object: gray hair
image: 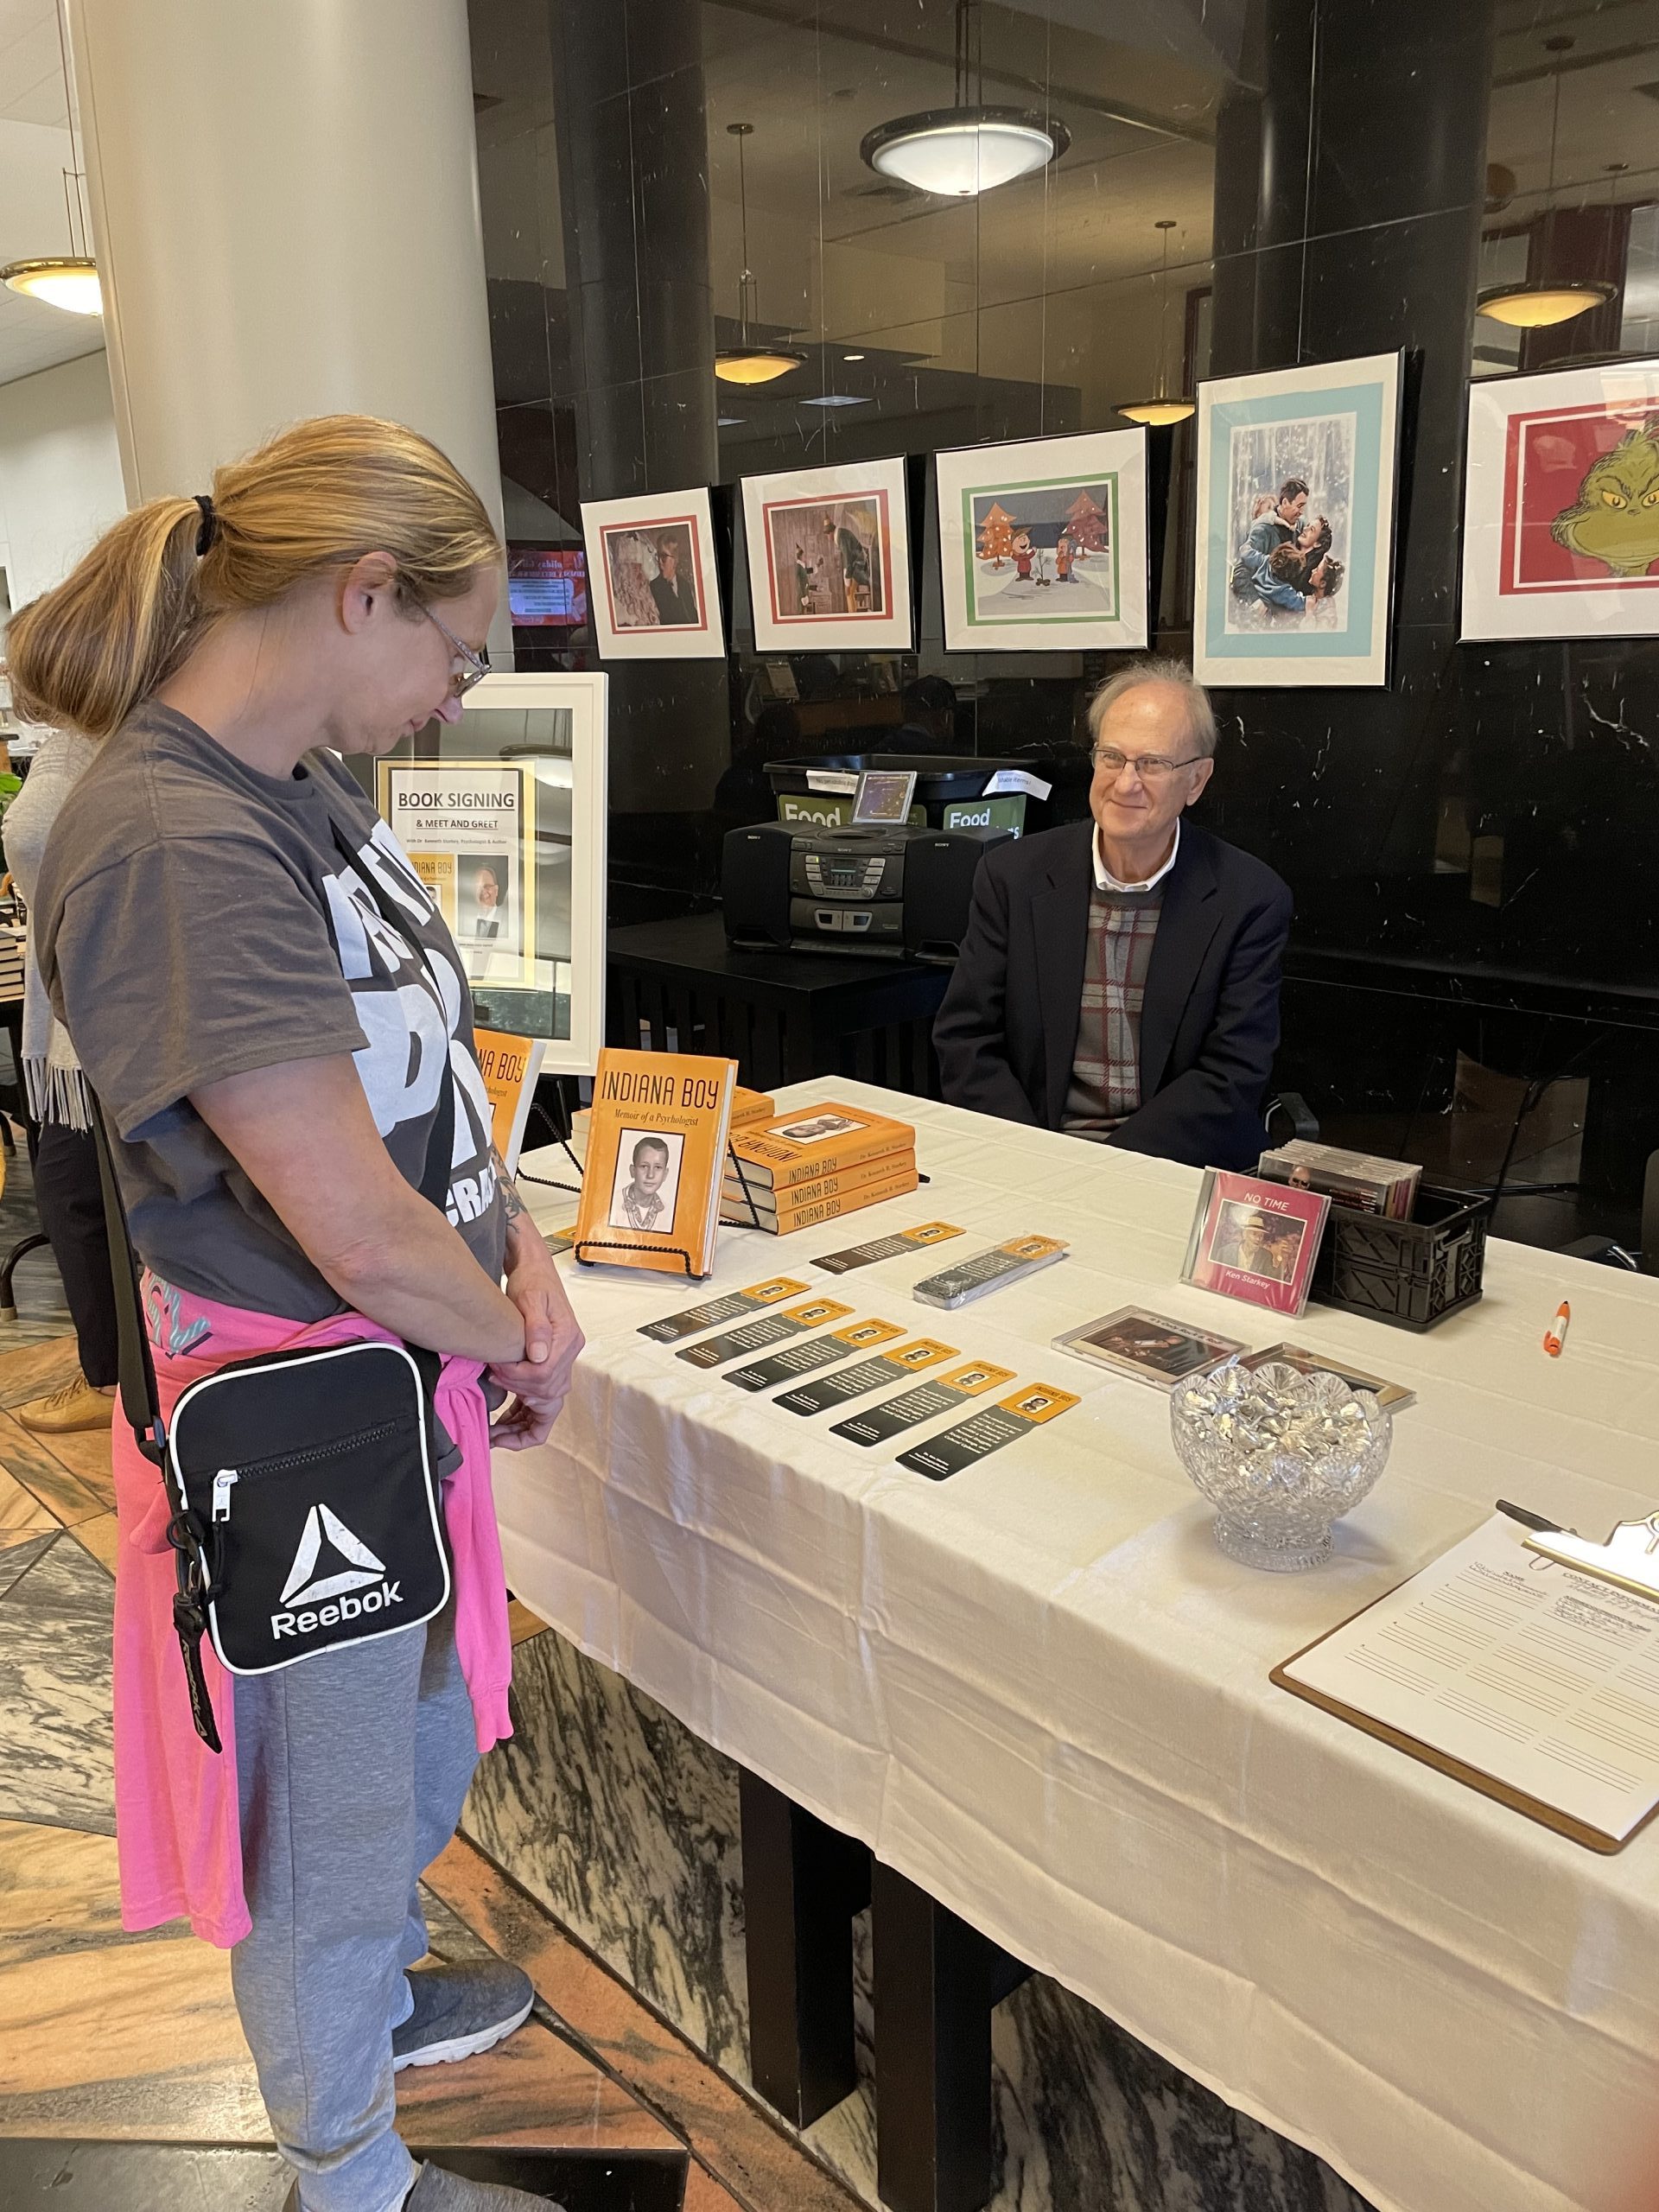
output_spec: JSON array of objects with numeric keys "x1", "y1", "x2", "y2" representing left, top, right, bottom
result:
[{"x1": 1085, "y1": 658, "x2": 1217, "y2": 758}]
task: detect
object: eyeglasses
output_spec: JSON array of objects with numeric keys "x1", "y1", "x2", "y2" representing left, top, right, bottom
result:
[
  {"x1": 1090, "y1": 746, "x2": 1204, "y2": 785},
  {"x1": 421, "y1": 605, "x2": 491, "y2": 696}
]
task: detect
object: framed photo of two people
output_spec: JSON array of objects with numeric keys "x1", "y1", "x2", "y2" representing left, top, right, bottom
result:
[{"x1": 1193, "y1": 351, "x2": 1404, "y2": 689}]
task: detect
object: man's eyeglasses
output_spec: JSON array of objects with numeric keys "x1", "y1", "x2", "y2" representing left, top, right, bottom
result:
[
  {"x1": 422, "y1": 605, "x2": 491, "y2": 697},
  {"x1": 1090, "y1": 746, "x2": 1204, "y2": 785}
]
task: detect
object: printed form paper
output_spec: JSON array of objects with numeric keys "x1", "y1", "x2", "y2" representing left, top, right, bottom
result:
[{"x1": 1283, "y1": 1513, "x2": 1659, "y2": 1841}]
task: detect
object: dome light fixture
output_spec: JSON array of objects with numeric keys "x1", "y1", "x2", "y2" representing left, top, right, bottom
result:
[
  {"x1": 715, "y1": 124, "x2": 805, "y2": 387},
  {"x1": 0, "y1": 6, "x2": 101, "y2": 318},
  {"x1": 1116, "y1": 222, "x2": 1196, "y2": 427},
  {"x1": 1478, "y1": 36, "x2": 1615, "y2": 333},
  {"x1": 860, "y1": 0, "x2": 1067, "y2": 200},
  {"x1": 0, "y1": 254, "x2": 101, "y2": 315}
]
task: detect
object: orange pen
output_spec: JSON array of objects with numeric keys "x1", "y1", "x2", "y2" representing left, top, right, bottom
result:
[{"x1": 1542, "y1": 1300, "x2": 1570, "y2": 1358}]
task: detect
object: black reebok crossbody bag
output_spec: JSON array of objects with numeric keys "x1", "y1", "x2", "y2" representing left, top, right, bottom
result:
[{"x1": 92, "y1": 830, "x2": 461, "y2": 1751}]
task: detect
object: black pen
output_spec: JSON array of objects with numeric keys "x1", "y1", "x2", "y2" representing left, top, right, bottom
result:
[{"x1": 1496, "y1": 1498, "x2": 1564, "y2": 1535}]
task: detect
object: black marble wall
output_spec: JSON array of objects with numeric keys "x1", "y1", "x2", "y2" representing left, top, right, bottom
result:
[{"x1": 467, "y1": 0, "x2": 1659, "y2": 1236}]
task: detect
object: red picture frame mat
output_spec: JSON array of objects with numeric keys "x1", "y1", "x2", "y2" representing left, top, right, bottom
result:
[
  {"x1": 596, "y1": 512, "x2": 711, "y2": 634},
  {"x1": 1499, "y1": 398, "x2": 1659, "y2": 599},
  {"x1": 761, "y1": 487, "x2": 894, "y2": 626}
]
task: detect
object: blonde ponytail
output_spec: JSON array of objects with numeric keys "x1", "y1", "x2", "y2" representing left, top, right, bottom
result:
[{"x1": 5, "y1": 413, "x2": 502, "y2": 741}]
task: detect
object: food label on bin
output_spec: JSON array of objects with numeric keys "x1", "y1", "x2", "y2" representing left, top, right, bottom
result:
[
  {"x1": 640, "y1": 1278, "x2": 810, "y2": 1343},
  {"x1": 812, "y1": 1223, "x2": 964, "y2": 1275},
  {"x1": 830, "y1": 1360, "x2": 1016, "y2": 1446},
  {"x1": 726, "y1": 1318, "x2": 905, "y2": 1393},
  {"x1": 777, "y1": 1337, "x2": 958, "y2": 1416},
  {"x1": 897, "y1": 1384, "x2": 1080, "y2": 1480},
  {"x1": 676, "y1": 1298, "x2": 853, "y2": 1369}
]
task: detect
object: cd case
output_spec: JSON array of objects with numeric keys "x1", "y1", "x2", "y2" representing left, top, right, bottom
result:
[
  {"x1": 1054, "y1": 1306, "x2": 1246, "y2": 1389},
  {"x1": 1182, "y1": 1170, "x2": 1331, "y2": 1319},
  {"x1": 1241, "y1": 1343, "x2": 1415, "y2": 1410}
]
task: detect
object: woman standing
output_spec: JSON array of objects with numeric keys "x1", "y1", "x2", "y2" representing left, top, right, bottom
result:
[{"x1": 12, "y1": 414, "x2": 583, "y2": 2212}]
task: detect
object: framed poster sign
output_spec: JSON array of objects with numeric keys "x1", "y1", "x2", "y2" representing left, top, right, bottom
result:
[
  {"x1": 377, "y1": 672, "x2": 607, "y2": 1076},
  {"x1": 741, "y1": 455, "x2": 913, "y2": 652},
  {"x1": 935, "y1": 428, "x2": 1148, "y2": 652},
  {"x1": 1194, "y1": 351, "x2": 1402, "y2": 688},
  {"x1": 1460, "y1": 359, "x2": 1659, "y2": 642},
  {"x1": 580, "y1": 486, "x2": 725, "y2": 659}
]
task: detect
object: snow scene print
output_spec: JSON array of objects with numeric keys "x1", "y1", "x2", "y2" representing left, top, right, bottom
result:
[
  {"x1": 1223, "y1": 410, "x2": 1353, "y2": 635},
  {"x1": 968, "y1": 480, "x2": 1118, "y2": 620}
]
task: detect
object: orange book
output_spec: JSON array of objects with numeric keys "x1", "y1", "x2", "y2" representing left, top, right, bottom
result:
[
  {"x1": 728, "y1": 1101, "x2": 917, "y2": 1191},
  {"x1": 731, "y1": 1087, "x2": 777, "y2": 1128},
  {"x1": 722, "y1": 1147, "x2": 913, "y2": 1215},
  {"x1": 473, "y1": 1027, "x2": 548, "y2": 1176},
  {"x1": 722, "y1": 1165, "x2": 920, "y2": 1233},
  {"x1": 574, "y1": 1049, "x2": 738, "y2": 1276}
]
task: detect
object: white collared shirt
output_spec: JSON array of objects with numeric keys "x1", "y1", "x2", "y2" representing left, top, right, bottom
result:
[{"x1": 1092, "y1": 817, "x2": 1181, "y2": 894}]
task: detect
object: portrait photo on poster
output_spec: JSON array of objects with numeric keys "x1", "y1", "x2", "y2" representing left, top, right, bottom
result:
[
  {"x1": 608, "y1": 1128, "x2": 686, "y2": 1236},
  {"x1": 1193, "y1": 351, "x2": 1402, "y2": 688},
  {"x1": 580, "y1": 486, "x2": 726, "y2": 659},
  {"x1": 935, "y1": 428, "x2": 1149, "y2": 652},
  {"x1": 741, "y1": 455, "x2": 914, "y2": 652},
  {"x1": 458, "y1": 852, "x2": 518, "y2": 953},
  {"x1": 1460, "y1": 358, "x2": 1659, "y2": 642}
]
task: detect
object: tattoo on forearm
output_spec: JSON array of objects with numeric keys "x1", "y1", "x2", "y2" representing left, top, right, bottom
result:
[{"x1": 493, "y1": 1147, "x2": 527, "y2": 1224}]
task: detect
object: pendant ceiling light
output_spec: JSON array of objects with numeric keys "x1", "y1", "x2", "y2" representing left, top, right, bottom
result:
[
  {"x1": 1478, "y1": 36, "x2": 1615, "y2": 331},
  {"x1": 0, "y1": 3, "x2": 101, "y2": 317},
  {"x1": 1117, "y1": 222, "x2": 1196, "y2": 426},
  {"x1": 715, "y1": 124, "x2": 805, "y2": 386},
  {"x1": 860, "y1": 0, "x2": 1068, "y2": 200}
]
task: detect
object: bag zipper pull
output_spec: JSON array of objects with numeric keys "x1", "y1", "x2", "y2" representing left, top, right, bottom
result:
[{"x1": 211, "y1": 1469, "x2": 238, "y2": 1522}]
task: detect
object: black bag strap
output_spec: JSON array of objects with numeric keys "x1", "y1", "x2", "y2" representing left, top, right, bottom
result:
[{"x1": 89, "y1": 1095, "x2": 165, "y2": 1463}]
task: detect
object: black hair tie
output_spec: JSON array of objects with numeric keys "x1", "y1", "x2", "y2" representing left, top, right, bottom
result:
[{"x1": 194, "y1": 493, "x2": 217, "y2": 557}]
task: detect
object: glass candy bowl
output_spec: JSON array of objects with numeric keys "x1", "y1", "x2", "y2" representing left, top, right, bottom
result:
[{"x1": 1169, "y1": 1359, "x2": 1392, "y2": 1572}]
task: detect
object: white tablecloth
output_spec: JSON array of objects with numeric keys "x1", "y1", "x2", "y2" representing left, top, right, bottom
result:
[{"x1": 499, "y1": 1079, "x2": 1659, "y2": 2212}]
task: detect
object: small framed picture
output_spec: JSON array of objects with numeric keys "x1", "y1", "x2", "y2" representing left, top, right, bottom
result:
[
  {"x1": 1053, "y1": 1306, "x2": 1245, "y2": 1390},
  {"x1": 852, "y1": 768, "x2": 917, "y2": 824},
  {"x1": 580, "y1": 487, "x2": 725, "y2": 660},
  {"x1": 741, "y1": 456, "x2": 914, "y2": 652},
  {"x1": 1182, "y1": 1171, "x2": 1331, "y2": 1319},
  {"x1": 1242, "y1": 1344, "x2": 1414, "y2": 1410}
]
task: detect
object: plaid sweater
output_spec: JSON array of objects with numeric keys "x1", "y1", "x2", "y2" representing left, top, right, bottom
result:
[{"x1": 1060, "y1": 883, "x2": 1165, "y2": 1140}]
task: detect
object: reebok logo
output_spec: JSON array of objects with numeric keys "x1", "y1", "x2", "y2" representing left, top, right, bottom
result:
[
  {"x1": 270, "y1": 1505, "x2": 404, "y2": 1640},
  {"x1": 281, "y1": 1503, "x2": 385, "y2": 1606}
]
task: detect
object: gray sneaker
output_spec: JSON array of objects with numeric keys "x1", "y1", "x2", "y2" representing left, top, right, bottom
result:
[
  {"x1": 404, "y1": 2163, "x2": 567, "y2": 2208},
  {"x1": 391, "y1": 1958, "x2": 536, "y2": 2071}
]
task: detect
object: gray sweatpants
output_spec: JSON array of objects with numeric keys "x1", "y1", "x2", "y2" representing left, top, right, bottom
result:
[{"x1": 232, "y1": 1603, "x2": 480, "y2": 2212}]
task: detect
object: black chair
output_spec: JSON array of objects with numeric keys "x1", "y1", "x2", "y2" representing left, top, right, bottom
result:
[{"x1": 1560, "y1": 1149, "x2": 1659, "y2": 1275}]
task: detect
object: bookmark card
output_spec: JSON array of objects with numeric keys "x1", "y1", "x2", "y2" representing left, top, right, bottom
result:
[
  {"x1": 725, "y1": 1317, "x2": 906, "y2": 1393},
  {"x1": 897, "y1": 1383, "x2": 1080, "y2": 1480},
  {"x1": 639, "y1": 1277, "x2": 810, "y2": 1344},
  {"x1": 813, "y1": 1223, "x2": 965, "y2": 1275},
  {"x1": 830, "y1": 1359, "x2": 1016, "y2": 1447},
  {"x1": 776, "y1": 1335, "x2": 958, "y2": 1416},
  {"x1": 676, "y1": 1297, "x2": 853, "y2": 1370}
]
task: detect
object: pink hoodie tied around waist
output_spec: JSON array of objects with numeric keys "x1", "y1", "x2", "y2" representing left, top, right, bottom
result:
[{"x1": 111, "y1": 1275, "x2": 514, "y2": 1948}]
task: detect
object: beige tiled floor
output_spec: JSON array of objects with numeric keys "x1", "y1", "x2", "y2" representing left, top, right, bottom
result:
[{"x1": 0, "y1": 1325, "x2": 855, "y2": 2211}]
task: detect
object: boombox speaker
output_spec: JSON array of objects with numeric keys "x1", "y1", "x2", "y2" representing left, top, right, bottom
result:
[{"x1": 901, "y1": 829, "x2": 1014, "y2": 961}]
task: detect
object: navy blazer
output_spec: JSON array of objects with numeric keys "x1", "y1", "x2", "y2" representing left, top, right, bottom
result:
[{"x1": 933, "y1": 819, "x2": 1293, "y2": 1171}]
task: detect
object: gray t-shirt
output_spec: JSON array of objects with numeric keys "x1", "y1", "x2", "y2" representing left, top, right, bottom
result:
[{"x1": 35, "y1": 706, "x2": 507, "y2": 1322}]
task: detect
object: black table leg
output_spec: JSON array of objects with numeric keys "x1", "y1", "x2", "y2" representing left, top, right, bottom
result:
[
  {"x1": 872, "y1": 1863, "x2": 1032, "y2": 2212},
  {"x1": 739, "y1": 1769, "x2": 871, "y2": 2127}
]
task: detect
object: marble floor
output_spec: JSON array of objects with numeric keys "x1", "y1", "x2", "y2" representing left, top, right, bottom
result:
[{"x1": 0, "y1": 1260, "x2": 859, "y2": 2211}]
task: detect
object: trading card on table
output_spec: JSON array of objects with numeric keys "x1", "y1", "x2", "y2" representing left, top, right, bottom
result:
[
  {"x1": 639, "y1": 1277, "x2": 810, "y2": 1343},
  {"x1": 1181, "y1": 1172, "x2": 1330, "y2": 1319},
  {"x1": 1242, "y1": 1343, "x2": 1415, "y2": 1410},
  {"x1": 912, "y1": 1234, "x2": 1067, "y2": 1310},
  {"x1": 1053, "y1": 1306, "x2": 1245, "y2": 1390}
]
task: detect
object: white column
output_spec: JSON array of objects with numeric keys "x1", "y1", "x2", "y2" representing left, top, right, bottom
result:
[{"x1": 67, "y1": 0, "x2": 505, "y2": 563}]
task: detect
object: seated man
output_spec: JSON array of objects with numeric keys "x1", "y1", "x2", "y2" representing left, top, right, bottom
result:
[{"x1": 933, "y1": 659, "x2": 1292, "y2": 1170}]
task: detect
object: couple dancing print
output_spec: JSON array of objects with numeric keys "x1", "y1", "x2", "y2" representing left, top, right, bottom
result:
[{"x1": 1229, "y1": 474, "x2": 1344, "y2": 623}]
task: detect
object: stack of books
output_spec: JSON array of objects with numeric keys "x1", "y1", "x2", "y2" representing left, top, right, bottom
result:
[
  {"x1": 722, "y1": 1100, "x2": 917, "y2": 1234},
  {"x1": 1257, "y1": 1139, "x2": 1421, "y2": 1221},
  {"x1": 730, "y1": 1087, "x2": 776, "y2": 1131}
]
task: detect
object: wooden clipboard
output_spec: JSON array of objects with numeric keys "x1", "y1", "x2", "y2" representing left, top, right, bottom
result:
[{"x1": 1272, "y1": 1593, "x2": 1659, "y2": 1856}]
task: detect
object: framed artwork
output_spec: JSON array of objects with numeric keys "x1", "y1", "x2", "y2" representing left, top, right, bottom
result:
[
  {"x1": 741, "y1": 456, "x2": 913, "y2": 652},
  {"x1": 379, "y1": 672, "x2": 607, "y2": 1075},
  {"x1": 935, "y1": 429, "x2": 1149, "y2": 652},
  {"x1": 1460, "y1": 359, "x2": 1659, "y2": 642},
  {"x1": 579, "y1": 487, "x2": 725, "y2": 660},
  {"x1": 1193, "y1": 351, "x2": 1402, "y2": 688}
]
